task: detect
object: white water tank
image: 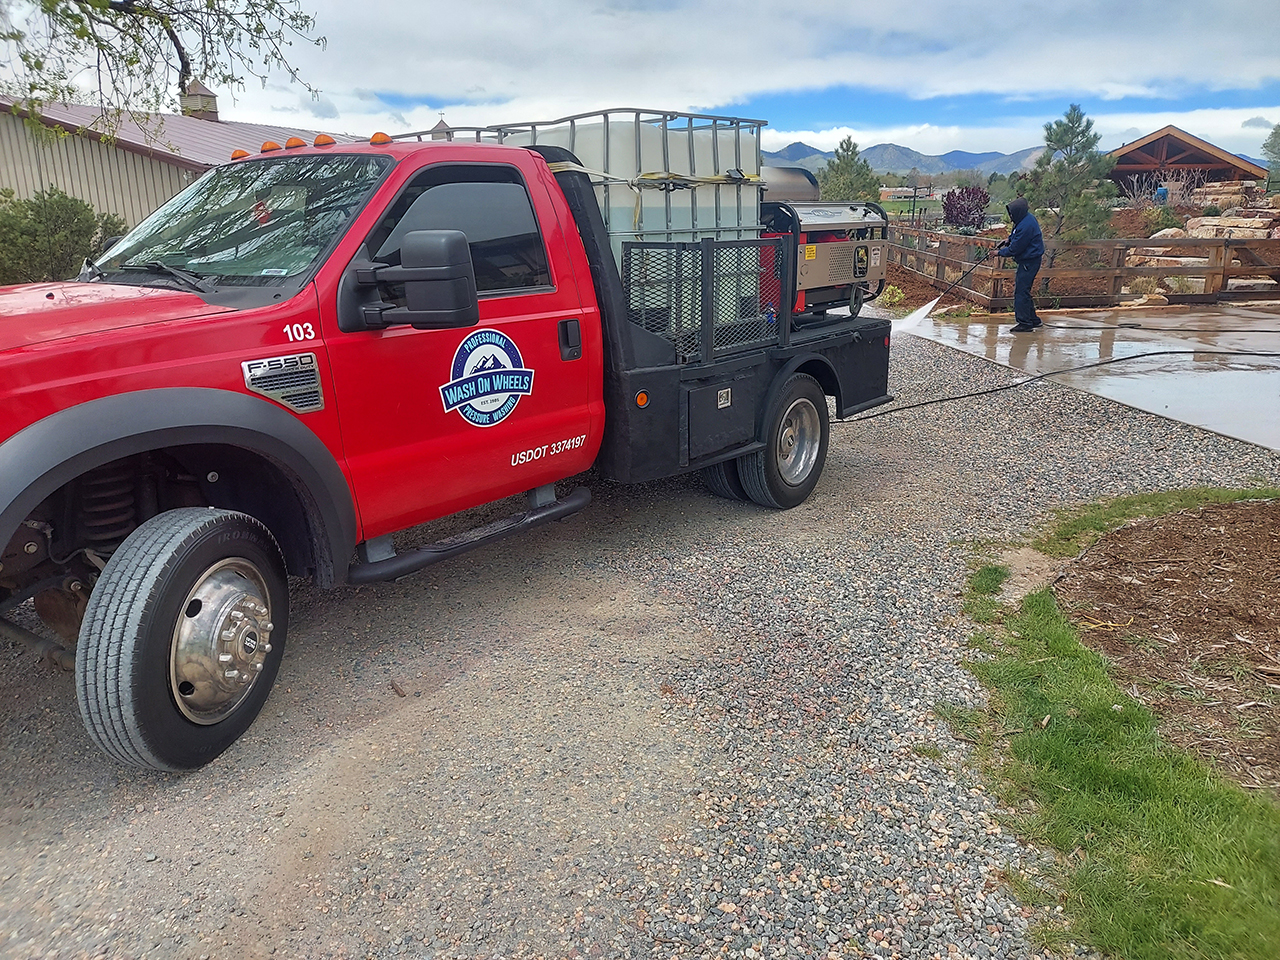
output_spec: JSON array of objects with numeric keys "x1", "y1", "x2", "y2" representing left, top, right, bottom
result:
[{"x1": 493, "y1": 109, "x2": 765, "y2": 263}]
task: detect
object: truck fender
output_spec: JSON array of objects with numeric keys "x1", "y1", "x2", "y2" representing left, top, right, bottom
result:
[
  {"x1": 758, "y1": 353, "x2": 842, "y2": 437},
  {"x1": 0, "y1": 388, "x2": 357, "y2": 588}
]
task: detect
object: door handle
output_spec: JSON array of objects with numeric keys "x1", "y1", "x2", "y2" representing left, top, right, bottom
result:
[{"x1": 558, "y1": 318, "x2": 582, "y2": 361}]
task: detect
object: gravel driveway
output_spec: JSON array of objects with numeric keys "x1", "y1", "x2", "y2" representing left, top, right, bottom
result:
[{"x1": 4, "y1": 334, "x2": 1279, "y2": 960}]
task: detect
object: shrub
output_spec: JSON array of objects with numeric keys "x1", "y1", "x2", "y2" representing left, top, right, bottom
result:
[
  {"x1": 1202, "y1": 204, "x2": 1221, "y2": 217},
  {"x1": 879, "y1": 284, "x2": 905, "y2": 308},
  {"x1": 1127, "y1": 276, "x2": 1159, "y2": 295},
  {"x1": 1142, "y1": 204, "x2": 1183, "y2": 234},
  {"x1": 942, "y1": 185, "x2": 990, "y2": 229},
  {"x1": 0, "y1": 187, "x2": 128, "y2": 286},
  {"x1": 1164, "y1": 276, "x2": 1194, "y2": 294}
]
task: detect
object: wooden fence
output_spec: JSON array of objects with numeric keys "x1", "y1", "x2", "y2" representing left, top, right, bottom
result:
[{"x1": 888, "y1": 226, "x2": 1280, "y2": 309}]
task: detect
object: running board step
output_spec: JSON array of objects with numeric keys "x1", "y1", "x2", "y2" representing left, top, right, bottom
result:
[{"x1": 346, "y1": 485, "x2": 591, "y2": 585}]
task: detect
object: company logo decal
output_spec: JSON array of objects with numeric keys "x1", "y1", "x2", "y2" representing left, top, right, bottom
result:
[{"x1": 439, "y1": 329, "x2": 535, "y2": 427}]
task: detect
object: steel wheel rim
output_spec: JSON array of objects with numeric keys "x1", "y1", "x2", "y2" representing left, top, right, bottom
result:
[
  {"x1": 777, "y1": 397, "x2": 821, "y2": 487},
  {"x1": 170, "y1": 558, "x2": 274, "y2": 725}
]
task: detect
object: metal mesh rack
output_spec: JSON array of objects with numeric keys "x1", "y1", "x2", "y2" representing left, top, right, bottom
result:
[{"x1": 621, "y1": 237, "x2": 790, "y2": 364}]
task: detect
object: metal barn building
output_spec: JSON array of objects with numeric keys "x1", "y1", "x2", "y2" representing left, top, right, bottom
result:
[{"x1": 0, "y1": 84, "x2": 350, "y2": 229}]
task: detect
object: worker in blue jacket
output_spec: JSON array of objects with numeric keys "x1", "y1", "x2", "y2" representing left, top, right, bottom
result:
[{"x1": 997, "y1": 197, "x2": 1044, "y2": 332}]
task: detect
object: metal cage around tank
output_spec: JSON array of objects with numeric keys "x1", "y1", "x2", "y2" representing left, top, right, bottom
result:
[{"x1": 391, "y1": 108, "x2": 767, "y2": 267}]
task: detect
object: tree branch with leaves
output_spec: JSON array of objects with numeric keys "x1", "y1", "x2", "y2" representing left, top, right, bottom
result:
[{"x1": 1, "y1": 0, "x2": 324, "y2": 131}]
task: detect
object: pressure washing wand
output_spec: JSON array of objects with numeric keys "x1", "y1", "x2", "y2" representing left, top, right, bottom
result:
[{"x1": 895, "y1": 244, "x2": 999, "y2": 329}]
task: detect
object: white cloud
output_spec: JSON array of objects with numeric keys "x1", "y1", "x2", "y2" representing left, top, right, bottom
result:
[
  {"x1": 9, "y1": 0, "x2": 1279, "y2": 157},
  {"x1": 764, "y1": 107, "x2": 1280, "y2": 158}
]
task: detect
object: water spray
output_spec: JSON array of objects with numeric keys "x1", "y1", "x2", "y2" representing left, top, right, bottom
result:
[{"x1": 893, "y1": 246, "x2": 999, "y2": 331}]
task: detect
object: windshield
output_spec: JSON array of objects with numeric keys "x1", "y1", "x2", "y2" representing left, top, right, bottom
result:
[{"x1": 97, "y1": 153, "x2": 392, "y2": 288}]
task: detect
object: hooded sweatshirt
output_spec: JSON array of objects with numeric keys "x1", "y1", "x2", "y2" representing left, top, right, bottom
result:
[{"x1": 999, "y1": 197, "x2": 1044, "y2": 263}]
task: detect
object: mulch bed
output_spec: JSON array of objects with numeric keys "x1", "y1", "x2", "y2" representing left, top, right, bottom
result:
[
  {"x1": 884, "y1": 262, "x2": 944, "y2": 309},
  {"x1": 1054, "y1": 500, "x2": 1280, "y2": 794}
]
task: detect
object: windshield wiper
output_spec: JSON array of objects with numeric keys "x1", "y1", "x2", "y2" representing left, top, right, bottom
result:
[
  {"x1": 121, "y1": 261, "x2": 215, "y2": 293},
  {"x1": 78, "y1": 257, "x2": 106, "y2": 282}
]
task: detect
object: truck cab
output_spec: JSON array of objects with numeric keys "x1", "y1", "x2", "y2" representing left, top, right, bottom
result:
[{"x1": 0, "y1": 109, "x2": 891, "y2": 771}]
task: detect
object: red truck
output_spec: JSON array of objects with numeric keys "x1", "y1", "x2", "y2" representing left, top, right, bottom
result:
[{"x1": 0, "y1": 109, "x2": 891, "y2": 770}]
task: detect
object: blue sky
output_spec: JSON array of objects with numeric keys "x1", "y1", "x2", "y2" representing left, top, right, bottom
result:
[
  {"x1": 736, "y1": 85, "x2": 1280, "y2": 154},
  {"x1": 9, "y1": 0, "x2": 1278, "y2": 159}
]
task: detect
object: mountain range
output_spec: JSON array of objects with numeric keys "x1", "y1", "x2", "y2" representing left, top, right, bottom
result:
[
  {"x1": 763, "y1": 142, "x2": 1044, "y2": 176},
  {"x1": 764, "y1": 142, "x2": 1270, "y2": 177}
]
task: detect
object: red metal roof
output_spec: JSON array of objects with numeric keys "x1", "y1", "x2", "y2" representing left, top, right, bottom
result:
[{"x1": 0, "y1": 97, "x2": 358, "y2": 171}]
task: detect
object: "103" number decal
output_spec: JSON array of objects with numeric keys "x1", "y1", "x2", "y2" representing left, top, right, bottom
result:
[{"x1": 284, "y1": 322, "x2": 316, "y2": 342}]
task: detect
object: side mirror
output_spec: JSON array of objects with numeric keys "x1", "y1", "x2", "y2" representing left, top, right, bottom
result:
[{"x1": 341, "y1": 229, "x2": 480, "y2": 332}]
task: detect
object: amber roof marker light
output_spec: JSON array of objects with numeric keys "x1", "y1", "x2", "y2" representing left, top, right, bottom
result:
[
  {"x1": 230, "y1": 149, "x2": 250, "y2": 160},
  {"x1": 369, "y1": 132, "x2": 393, "y2": 145},
  {"x1": 260, "y1": 141, "x2": 282, "y2": 152},
  {"x1": 313, "y1": 134, "x2": 336, "y2": 147},
  {"x1": 284, "y1": 137, "x2": 306, "y2": 149}
]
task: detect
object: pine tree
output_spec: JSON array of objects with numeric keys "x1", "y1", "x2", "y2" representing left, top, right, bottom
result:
[
  {"x1": 817, "y1": 137, "x2": 879, "y2": 202},
  {"x1": 1023, "y1": 104, "x2": 1117, "y2": 242},
  {"x1": 1262, "y1": 124, "x2": 1280, "y2": 173}
]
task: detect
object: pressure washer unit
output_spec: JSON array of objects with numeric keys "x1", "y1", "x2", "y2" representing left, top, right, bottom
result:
[{"x1": 761, "y1": 166, "x2": 889, "y2": 320}]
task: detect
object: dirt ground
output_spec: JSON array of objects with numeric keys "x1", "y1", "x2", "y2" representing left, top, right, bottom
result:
[
  {"x1": 884, "y1": 262, "x2": 943, "y2": 308},
  {"x1": 1053, "y1": 500, "x2": 1280, "y2": 794}
]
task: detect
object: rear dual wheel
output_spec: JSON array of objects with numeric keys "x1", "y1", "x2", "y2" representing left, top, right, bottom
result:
[
  {"x1": 739, "y1": 373, "x2": 830, "y2": 509},
  {"x1": 701, "y1": 459, "x2": 749, "y2": 501},
  {"x1": 76, "y1": 508, "x2": 288, "y2": 771}
]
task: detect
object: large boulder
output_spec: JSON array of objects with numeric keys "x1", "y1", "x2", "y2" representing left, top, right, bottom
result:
[{"x1": 1185, "y1": 216, "x2": 1276, "y2": 239}]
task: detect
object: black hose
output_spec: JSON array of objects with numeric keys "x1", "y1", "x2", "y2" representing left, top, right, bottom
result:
[
  {"x1": 839, "y1": 349, "x2": 1280, "y2": 423},
  {"x1": 1039, "y1": 321, "x2": 1280, "y2": 334}
]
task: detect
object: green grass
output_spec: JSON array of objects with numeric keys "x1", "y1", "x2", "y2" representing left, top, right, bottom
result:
[
  {"x1": 949, "y1": 569, "x2": 1280, "y2": 960},
  {"x1": 1033, "y1": 487, "x2": 1280, "y2": 559},
  {"x1": 970, "y1": 564, "x2": 1010, "y2": 595}
]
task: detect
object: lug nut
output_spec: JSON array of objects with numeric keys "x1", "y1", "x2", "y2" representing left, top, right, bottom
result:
[{"x1": 23, "y1": 541, "x2": 39, "y2": 554}]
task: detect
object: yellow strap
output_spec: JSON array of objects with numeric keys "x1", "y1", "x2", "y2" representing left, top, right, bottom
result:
[
  {"x1": 547, "y1": 161, "x2": 762, "y2": 191},
  {"x1": 545, "y1": 161, "x2": 763, "y2": 231}
]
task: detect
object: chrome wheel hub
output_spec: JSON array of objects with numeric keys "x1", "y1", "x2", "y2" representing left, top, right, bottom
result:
[
  {"x1": 170, "y1": 559, "x2": 274, "y2": 724},
  {"x1": 777, "y1": 397, "x2": 821, "y2": 486}
]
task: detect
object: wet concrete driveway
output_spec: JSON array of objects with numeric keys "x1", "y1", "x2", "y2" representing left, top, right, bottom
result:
[{"x1": 907, "y1": 303, "x2": 1280, "y2": 451}]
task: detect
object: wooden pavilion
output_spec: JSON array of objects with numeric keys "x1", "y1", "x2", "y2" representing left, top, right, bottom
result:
[{"x1": 1108, "y1": 125, "x2": 1267, "y2": 187}]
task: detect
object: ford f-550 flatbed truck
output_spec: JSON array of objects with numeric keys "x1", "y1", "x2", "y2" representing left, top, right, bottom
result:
[{"x1": 0, "y1": 109, "x2": 891, "y2": 770}]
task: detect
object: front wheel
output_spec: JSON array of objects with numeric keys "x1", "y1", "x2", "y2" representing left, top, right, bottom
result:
[
  {"x1": 739, "y1": 373, "x2": 830, "y2": 509},
  {"x1": 76, "y1": 508, "x2": 288, "y2": 771}
]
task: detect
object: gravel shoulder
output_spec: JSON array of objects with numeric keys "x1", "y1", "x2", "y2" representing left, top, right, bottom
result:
[{"x1": 3, "y1": 334, "x2": 1279, "y2": 960}]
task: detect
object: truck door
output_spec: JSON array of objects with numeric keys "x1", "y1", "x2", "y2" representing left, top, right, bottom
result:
[{"x1": 322, "y1": 161, "x2": 597, "y2": 538}]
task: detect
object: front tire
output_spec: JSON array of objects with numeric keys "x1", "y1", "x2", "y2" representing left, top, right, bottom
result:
[
  {"x1": 76, "y1": 508, "x2": 288, "y2": 771},
  {"x1": 740, "y1": 374, "x2": 829, "y2": 509}
]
